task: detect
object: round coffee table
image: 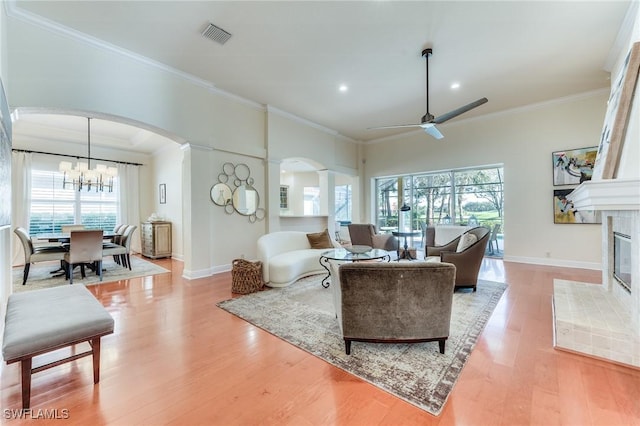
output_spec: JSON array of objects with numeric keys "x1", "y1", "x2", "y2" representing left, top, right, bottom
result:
[{"x1": 319, "y1": 247, "x2": 391, "y2": 288}]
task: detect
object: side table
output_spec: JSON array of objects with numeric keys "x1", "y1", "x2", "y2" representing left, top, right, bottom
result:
[{"x1": 392, "y1": 231, "x2": 421, "y2": 260}]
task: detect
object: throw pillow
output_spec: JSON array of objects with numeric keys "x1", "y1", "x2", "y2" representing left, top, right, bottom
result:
[
  {"x1": 456, "y1": 233, "x2": 478, "y2": 252},
  {"x1": 307, "y1": 229, "x2": 333, "y2": 249}
]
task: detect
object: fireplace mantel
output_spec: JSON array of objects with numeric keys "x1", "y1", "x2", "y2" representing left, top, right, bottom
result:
[{"x1": 569, "y1": 179, "x2": 640, "y2": 211}]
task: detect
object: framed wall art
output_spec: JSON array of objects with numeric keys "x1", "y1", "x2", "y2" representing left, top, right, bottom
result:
[
  {"x1": 159, "y1": 183, "x2": 166, "y2": 204},
  {"x1": 553, "y1": 189, "x2": 601, "y2": 224},
  {"x1": 592, "y1": 41, "x2": 640, "y2": 180},
  {"x1": 552, "y1": 146, "x2": 597, "y2": 186}
]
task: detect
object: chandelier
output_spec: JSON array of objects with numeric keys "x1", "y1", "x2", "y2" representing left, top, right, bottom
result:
[{"x1": 58, "y1": 117, "x2": 118, "y2": 192}]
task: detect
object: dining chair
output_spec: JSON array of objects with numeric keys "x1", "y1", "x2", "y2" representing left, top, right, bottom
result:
[
  {"x1": 61, "y1": 224, "x2": 86, "y2": 232},
  {"x1": 64, "y1": 230, "x2": 104, "y2": 284},
  {"x1": 14, "y1": 227, "x2": 68, "y2": 286},
  {"x1": 59, "y1": 224, "x2": 86, "y2": 251},
  {"x1": 103, "y1": 225, "x2": 137, "y2": 269},
  {"x1": 488, "y1": 223, "x2": 501, "y2": 255},
  {"x1": 111, "y1": 224, "x2": 126, "y2": 244}
]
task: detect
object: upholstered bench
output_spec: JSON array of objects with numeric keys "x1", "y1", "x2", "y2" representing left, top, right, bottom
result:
[{"x1": 2, "y1": 285, "x2": 114, "y2": 409}]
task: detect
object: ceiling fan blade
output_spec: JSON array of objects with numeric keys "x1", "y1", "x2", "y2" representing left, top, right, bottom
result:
[
  {"x1": 422, "y1": 123, "x2": 444, "y2": 139},
  {"x1": 433, "y1": 97, "x2": 488, "y2": 124},
  {"x1": 367, "y1": 124, "x2": 424, "y2": 130}
]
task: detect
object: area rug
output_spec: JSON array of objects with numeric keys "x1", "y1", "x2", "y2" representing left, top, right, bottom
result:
[
  {"x1": 13, "y1": 256, "x2": 170, "y2": 293},
  {"x1": 217, "y1": 275, "x2": 507, "y2": 415}
]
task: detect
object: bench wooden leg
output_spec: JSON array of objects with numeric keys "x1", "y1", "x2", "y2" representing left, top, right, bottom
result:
[
  {"x1": 91, "y1": 337, "x2": 101, "y2": 384},
  {"x1": 20, "y1": 358, "x2": 32, "y2": 409}
]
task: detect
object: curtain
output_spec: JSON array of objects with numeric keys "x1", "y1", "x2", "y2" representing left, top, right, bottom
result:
[
  {"x1": 11, "y1": 151, "x2": 32, "y2": 266},
  {"x1": 117, "y1": 163, "x2": 142, "y2": 254}
]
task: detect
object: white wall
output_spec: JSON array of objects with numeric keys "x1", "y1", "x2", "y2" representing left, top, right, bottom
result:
[
  {"x1": 5, "y1": 13, "x2": 360, "y2": 278},
  {"x1": 266, "y1": 110, "x2": 359, "y2": 233},
  {"x1": 364, "y1": 92, "x2": 608, "y2": 269},
  {"x1": 0, "y1": 0, "x2": 9, "y2": 321},
  {"x1": 149, "y1": 143, "x2": 184, "y2": 260},
  {"x1": 4, "y1": 3, "x2": 627, "y2": 278},
  {"x1": 280, "y1": 171, "x2": 319, "y2": 216}
]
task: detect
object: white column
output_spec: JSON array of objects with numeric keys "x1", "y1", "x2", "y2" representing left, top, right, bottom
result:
[
  {"x1": 318, "y1": 170, "x2": 336, "y2": 235},
  {"x1": 181, "y1": 143, "x2": 212, "y2": 279},
  {"x1": 266, "y1": 158, "x2": 282, "y2": 233}
]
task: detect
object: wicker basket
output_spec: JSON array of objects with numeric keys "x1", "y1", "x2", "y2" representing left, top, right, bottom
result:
[{"x1": 231, "y1": 259, "x2": 264, "y2": 294}]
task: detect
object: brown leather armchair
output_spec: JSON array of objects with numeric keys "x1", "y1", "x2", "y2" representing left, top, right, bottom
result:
[
  {"x1": 347, "y1": 223, "x2": 398, "y2": 251},
  {"x1": 332, "y1": 261, "x2": 456, "y2": 355},
  {"x1": 425, "y1": 226, "x2": 490, "y2": 291}
]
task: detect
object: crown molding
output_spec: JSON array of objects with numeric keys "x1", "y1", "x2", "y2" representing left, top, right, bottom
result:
[
  {"x1": 4, "y1": 0, "x2": 264, "y2": 112},
  {"x1": 266, "y1": 105, "x2": 338, "y2": 136},
  {"x1": 5, "y1": 1, "x2": 364, "y2": 145},
  {"x1": 364, "y1": 88, "x2": 610, "y2": 145},
  {"x1": 180, "y1": 143, "x2": 213, "y2": 152},
  {"x1": 265, "y1": 105, "x2": 360, "y2": 144}
]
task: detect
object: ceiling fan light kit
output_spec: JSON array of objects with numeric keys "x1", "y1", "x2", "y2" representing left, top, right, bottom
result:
[{"x1": 368, "y1": 47, "x2": 488, "y2": 139}]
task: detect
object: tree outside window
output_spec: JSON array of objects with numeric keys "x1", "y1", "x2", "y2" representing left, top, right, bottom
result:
[
  {"x1": 29, "y1": 169, "x2": 118, "y2": 235},
  {"x1": 375, "y1": 165, "x2": 504, "y2": 234}
]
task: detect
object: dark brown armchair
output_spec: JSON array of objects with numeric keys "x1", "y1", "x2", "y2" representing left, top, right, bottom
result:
[
  {"x1": 425, "y1": 226, "x2": 490, "y2": 291},
  {"x1": 332, "y1": 261, "x2": 456, "y2": 355},
  {"x1": 347, "y1": 223, "x2": 398, "y2": 251}
]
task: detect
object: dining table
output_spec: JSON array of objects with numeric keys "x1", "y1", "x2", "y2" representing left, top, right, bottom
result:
[
  {"x1": 34, "y1": 231, "x2": 117, "y2": 243},
  {"x1": 33, "y1": 231, "x2": 119, "y2": 277}
]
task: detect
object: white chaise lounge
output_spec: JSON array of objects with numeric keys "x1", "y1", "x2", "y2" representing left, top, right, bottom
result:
[{"x1": 257, "y1": 231, "x2": 341, "y2": 287}]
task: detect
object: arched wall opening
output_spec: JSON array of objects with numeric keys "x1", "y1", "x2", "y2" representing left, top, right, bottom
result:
[{"x1": 278, "y1": 157, "x2": 358, "y2": 240}]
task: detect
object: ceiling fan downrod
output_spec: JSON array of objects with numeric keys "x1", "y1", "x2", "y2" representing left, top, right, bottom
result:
[{"x1": 421, "y1": 48, "x2": 434, "y2": 124}]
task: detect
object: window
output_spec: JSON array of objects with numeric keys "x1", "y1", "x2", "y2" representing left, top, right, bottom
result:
[
  {"x1": 279, "y1": 185, "x2": 289, "y2": 209},
  {"x1": 303, "y1": 186, "x2": 320, "y2": 215},
  {"x1": 335, "y1": 184, "x2": 351, "y2": 222},
  {"x1": 376, "y1": 177, "x2": 399, "y2": 230},
  {"x1": 375, "y1": 165, "x2": 504, "y2": 234},
  {"x1": 29, "y1": 169, "x2": 119, "y2": 235}
]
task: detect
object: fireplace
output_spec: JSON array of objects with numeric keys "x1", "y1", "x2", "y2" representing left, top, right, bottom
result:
[
  {"x1": 569, "y1": 178, "x2": 640, "y2": 337},
  {"x1": 613, "y1": 232, "x2": 631, "y2": 293},
  {"x1": 553, "y1": 180, "x2": 640, "y2": 367}
]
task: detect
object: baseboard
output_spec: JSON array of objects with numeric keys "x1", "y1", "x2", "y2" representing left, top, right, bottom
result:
[
  {"x1": 181, "y1": 268, "x2": 214, "y2": 280},
  {"x1": 212, "y1": 264, "x2": 232, "y2": 275},
  {"x1": 182, "y1": 263, "x2": 233, "y2": 280},
  {"x1": 502, "y1": 255, "x2": 601, "y2": 271}
]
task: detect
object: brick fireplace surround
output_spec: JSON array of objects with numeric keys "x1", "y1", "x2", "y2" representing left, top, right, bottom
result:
[{"x1": 553, "y1": 179, "x2": 640, "y2": 368}]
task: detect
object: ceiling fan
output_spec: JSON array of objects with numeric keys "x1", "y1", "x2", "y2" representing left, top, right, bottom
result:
[{"x1": 368, "y1": 48, "x2": 488, "y2": 139}]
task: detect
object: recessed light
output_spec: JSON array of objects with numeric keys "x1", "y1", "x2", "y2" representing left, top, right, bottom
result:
[
  {"x1": 339, "y1": 84, "x2": 348, "y2": 92},
  {"x1": 450, "y1": 82, "x2": 461, "y2": 90}
]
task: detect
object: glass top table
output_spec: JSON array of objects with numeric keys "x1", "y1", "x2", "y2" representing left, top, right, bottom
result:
[{"x1": 319, "y1": 247, "x2": 391, "y2": 288}]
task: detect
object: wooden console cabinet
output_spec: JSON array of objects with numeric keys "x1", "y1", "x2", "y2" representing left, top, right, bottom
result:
[{"x1": 141, "y1": 221, "x2": 172, "y2": 259}]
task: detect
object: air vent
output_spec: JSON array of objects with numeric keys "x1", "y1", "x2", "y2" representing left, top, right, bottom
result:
[{"x1": 201, "y1": 23, "x2": 232, "y2": 45}]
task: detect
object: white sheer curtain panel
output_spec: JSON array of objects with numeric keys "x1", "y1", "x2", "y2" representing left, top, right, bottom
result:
[
  {"x1": 11, "y1": 151, "x2": 32, "y2": 266},
  {"x1": 117, "y1": 163, "x2": 142, "y2": 254}
]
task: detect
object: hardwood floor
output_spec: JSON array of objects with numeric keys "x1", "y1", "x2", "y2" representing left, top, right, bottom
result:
[{"x1": 1, "y1": 257, "x2": 639, "y2": 425}]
